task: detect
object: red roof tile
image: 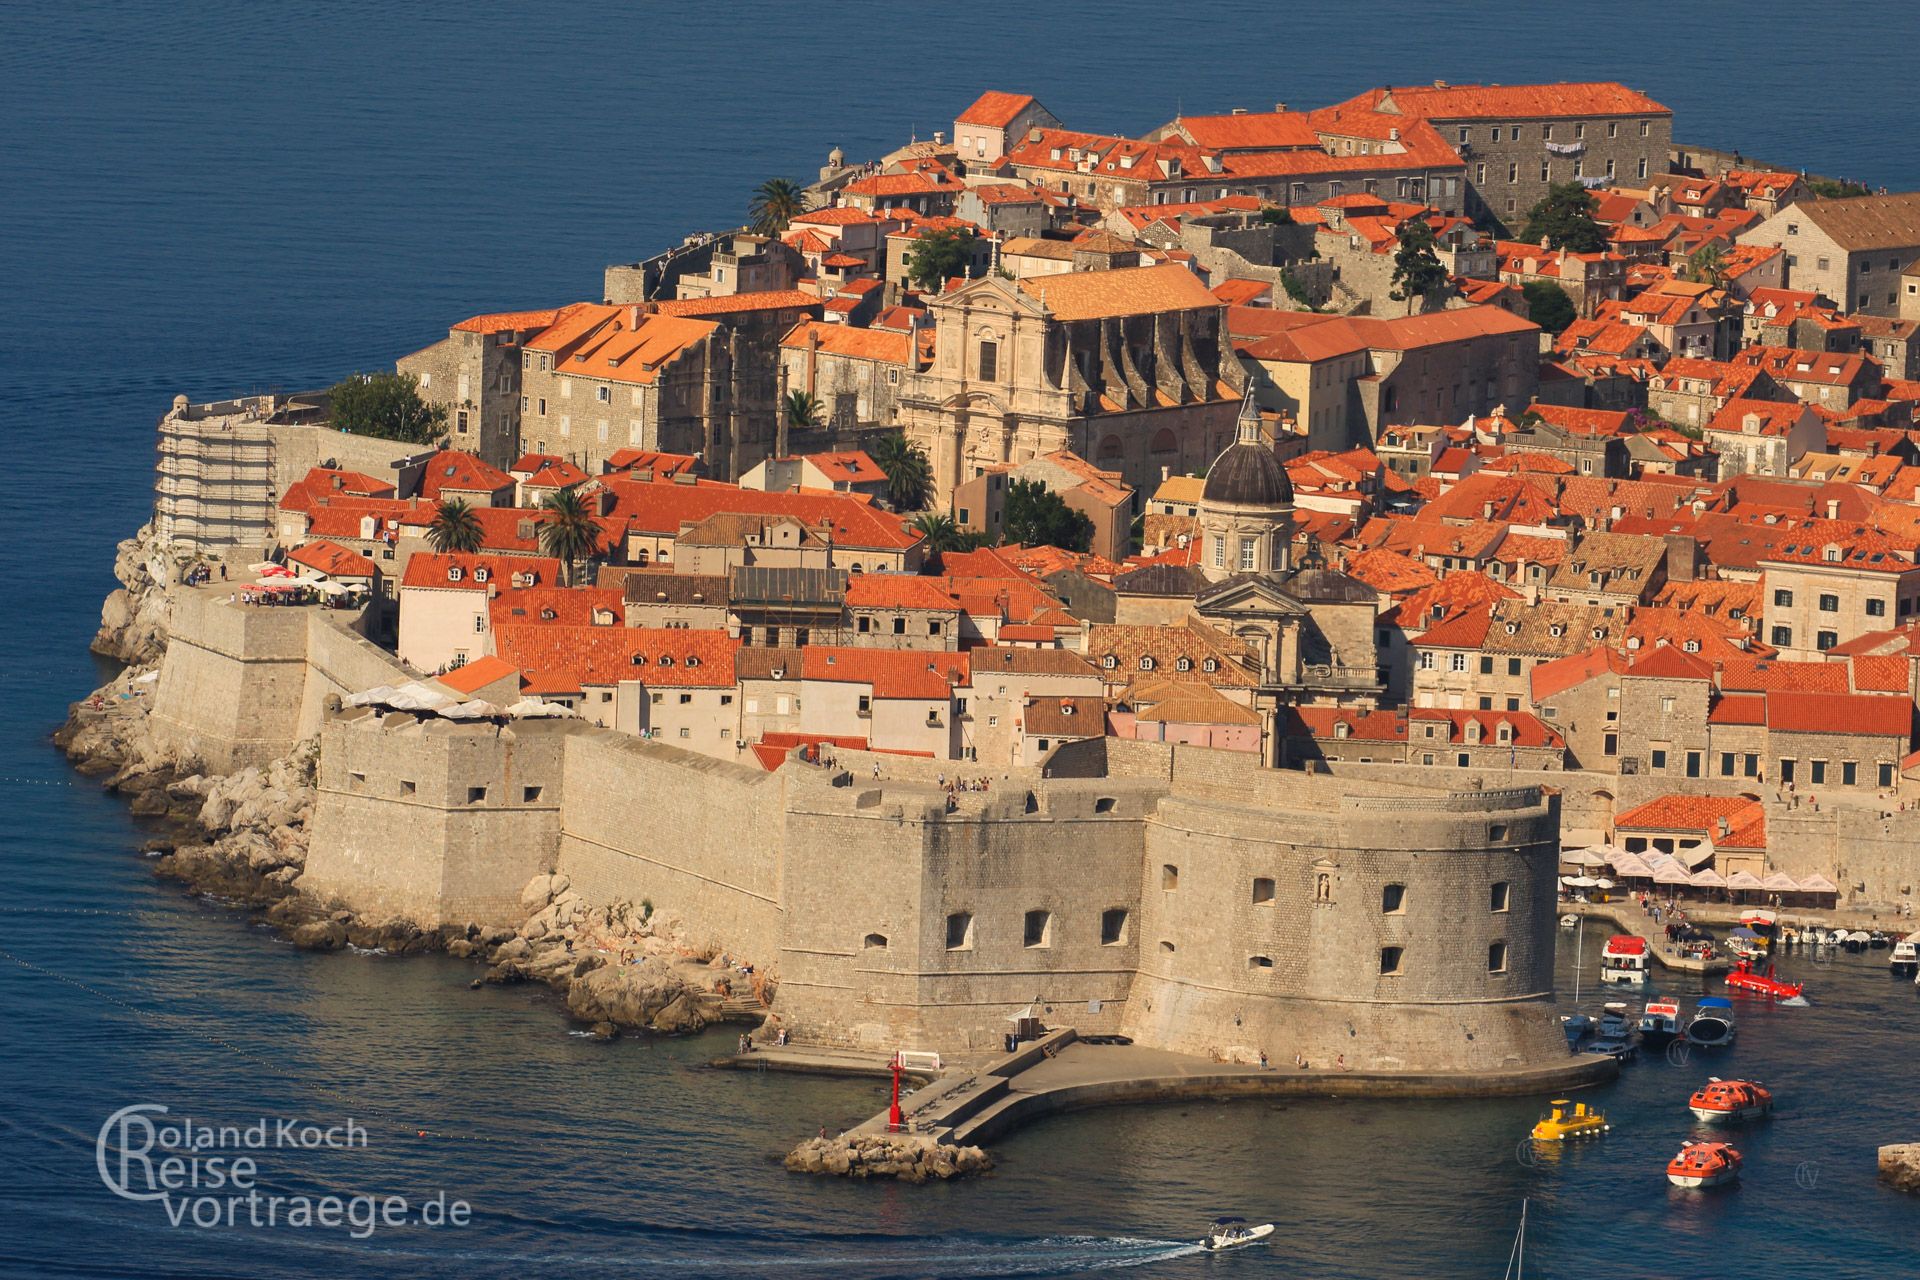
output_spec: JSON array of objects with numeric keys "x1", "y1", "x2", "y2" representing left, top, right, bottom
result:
[{"x1": 800, "y1": 647, "x2": 970, "y2": 699}]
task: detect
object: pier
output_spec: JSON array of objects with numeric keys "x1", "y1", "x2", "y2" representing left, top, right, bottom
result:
[{"x1": 1567, "y1": 899, "x2": 1729, "y2": 974}]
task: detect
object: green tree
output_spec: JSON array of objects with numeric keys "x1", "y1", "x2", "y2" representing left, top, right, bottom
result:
[
  {"x1": 326, "y1": 372, "x2": 446, "y2": 443},
  {"x1": 1805, "y1": 177, "x2": 1870, "y2": 199},
  {"x1": 1519, "y1": 181, "x2": 1609, "y2": 253},
  {"x1": 783, "y1": 389, "x2": 823, "y2": 428},
  {"x1": 1683, "y1": 243, "x2": 1728, "y2": 287},
  {"x1": 749, "y1": 178, "x2": 805, "y2": 236},
  {"x1": 426, "y1": 498, "x2": 484, "y2": 554},
  {"x1": 538, "y1": 489, "x2": 601, "y2": 585},
  {"x1": 1258, "y1": 204, "x2": 1294, "y2": 225},
  {"x1": 904, "y1": 227, "x2": 978, "y2": 293},
  {"x1": 1521, "y1": 280, "x2": 1577, "y2": 335},
  {"x1": 1389, "y1": 218, "x2": 1450, "y2": 307},
  {"x1": 910, "y1": 512, "x2": 983, "y2": 555},
  {"x1": 1002, "y1": 479, "x2": 1093, "y2": 552},
  {"x1": 867, "y1": 431, "x2": 933, "y2": 511}
]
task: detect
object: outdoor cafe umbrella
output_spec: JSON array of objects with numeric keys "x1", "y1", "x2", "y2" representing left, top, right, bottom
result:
[
  {"x1": 1594, "y1": 877, "x2": 1616, "y2": 889},
  {"x1": 1690, "y1": 868, "x2": 1728, "y2": 889},
  {"x1": 1561, "y1": 875, "x2": 1599, "y2": 888},
  {"x1": 1725, "y1": 870, "x2": 1767, "y2": 892},
  {"x1": 1796, "y1": 872, "x2": 1839, "y2": 894},
  {"x1": 1613, "y1": 853, "x2": 1655, "y2": 878},
  {"x1": 1561, "y1": 849, "x2": 1608, "y2": 868},
  {"x1": 1761, "y1": 871, "x2": 1801, "y2": 893},
  {"x1": 1653, "y1": 863, "x2": 1693, "y2": 885}
]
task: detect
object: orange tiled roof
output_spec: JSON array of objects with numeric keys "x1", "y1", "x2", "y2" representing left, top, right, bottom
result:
[
  {"x1": 452, "y1": 308, "x2": 562, "y2": 335},
  {"x1": 801, "y1": 646, "x2": 970, "y2": 699},
  {"x1": 1615, "y1": 793, "x2": 1761, "y2": 835},
  {"x1": 287, "y1": 540, "x2": 376, "y2": 579},
  {"x1": 493, "y1": 624, "x2": 739, "y2": 690},
  {"x1": 1018, "y1": 264, "x2": 1220, "y2": 321},
  {"x1": 779, "y1": 320, "x2": 911, "y2": 365},
  {"x1": 435, "y1": 655, "x2": 520, "y2": 695},
  {"x1": 400, "y1": 552, "x2": 561, "y2": 590},
  {"x1": 653, "y1": 290, "x2": 818, "y2": 318},
  {"x1": 1337, "y1": 81, "x2": 1670, "y2": 121},
  {"x1": 419, "y1": 449, "x2": 514, "y2": 499},
  {"x1": 956, "y1": 91, "x2": 1037, "y2": 128}
]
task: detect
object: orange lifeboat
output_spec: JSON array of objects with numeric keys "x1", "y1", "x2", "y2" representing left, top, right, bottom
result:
[
  {"x1": 1688, "y1": 1077, "x2": 1773, "y2": 1124},
  {"x1": 1666, "y1": 1140, "x2": 1742, "y2": 1188}
]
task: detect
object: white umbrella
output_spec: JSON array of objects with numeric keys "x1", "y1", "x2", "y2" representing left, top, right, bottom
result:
[
  {"x1": 1566, "y1": 875, "x2": 1599, "y2": 888},
  {"x1": 1797, "y1": 872, "x2": 1838, "y2": 893},
  {"x1": 1595, "y1": 877, "x2": 1616, "y2": 889},
  {"x1": 1653, "y1": 863, "x2": 1692, "y2": 885},
  {"x1": 1563, "y1": 849, "x2": 1608, "y2": 868},
  {"x1": 1726, "y1": 870, "x2": 1766, "y2": 891},
  {"x1": 1614, "y1": 853, "x2": 1655, "y2": 878},
  {"x1": 1690, "y1": 868, "x2": 1728, "y2": 889},
  {"x1": 1761, "y1": 871, "x2": 1800, "y2": 893}
]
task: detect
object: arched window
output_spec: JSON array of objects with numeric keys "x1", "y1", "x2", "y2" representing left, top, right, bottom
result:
[
  {"x1": 1023, "y1": 910, "x2": 1052, "y2": 949},
  {"x1": 1248, "y1": 954, "x2": 1275, "y2": 969},
  {"x1": 863, "y1": 932, "x2": 888, "y2": 949},
  {"x1": 945, "y1": 912, "x2": 974, "y2": 951},
  {"x1": 1149, "y1": 428, "x2": 1179, "y2": 455},
  {"x1": 1098, "y1": 434, "x2": 1125, "y2": 461}
]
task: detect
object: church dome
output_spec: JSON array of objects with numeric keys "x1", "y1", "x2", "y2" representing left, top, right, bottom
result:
[{"x1": 1202, "y1": 438, "x2": 1292, "y2": 507}]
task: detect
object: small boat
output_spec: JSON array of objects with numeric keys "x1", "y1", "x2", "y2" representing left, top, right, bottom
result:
[
  {"x1": 1600, "y1": 934, "x2": 1650, "y2": 986},
  {"x1": 1200, "y1": 1217, "x2": 1274, "y2": 1251},
  {"x1": 1531, "y1": 1098, "x2": 1610, "y2": 1142},
  {"x1": 1738, "y1": 910, "x2": 1777, "y2": 951},
  {"x1": 1726, "y1": 927, "x2": 1766, "y2": 962},
  {"x1": 1562, "y1": 1013, "x2": 1594, "y2": 1048},
  {"x1": 1559, "y1": 913, "x2": 1579, "y2": 929},
  {"x1": 1724, "y1": 958, "x2": 1807, "y2": 1004},
  {"x1": 1666, "y1": 1139, "x2": 1743, "y2": 1188},
  {"x1": 1842, "y1": 930, "x2": 1870, "y2": 953},
  {"x1": 1688, "y1": 1077, "x2": 1773, "y2": 1123},
  {"x1": 1584, "y1": 1002, "x2": 1639, "y2": 1061},
  {"x1": 1868, "y1": 930, "x2": 1891, "y2": 950},
  {"x1": 1895, "y1": 933, "x2": 1920, "y2": 976},
  {"x1": 1639, "y1": 998, "x2": 1682, "y2": 1047},
  {"x1": 1685, "y1": 996, "x2": 1736, "y2": 1048}
]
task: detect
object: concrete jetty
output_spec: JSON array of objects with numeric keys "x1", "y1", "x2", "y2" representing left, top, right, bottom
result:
[{"x1": 1568, "y1": 900, "x2": 1729, "y2": 974}]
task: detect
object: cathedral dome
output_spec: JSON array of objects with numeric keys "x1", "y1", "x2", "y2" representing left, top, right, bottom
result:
[{"x1": 1202, "y1": 436, "x2": 1292, "y2": 507}]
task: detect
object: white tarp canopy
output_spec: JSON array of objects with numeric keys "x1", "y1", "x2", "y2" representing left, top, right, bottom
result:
[
  {"x1": 1652, "y1": 863, "x2": 1693, "y2": 885},
  {"x1": 1761, "y1": 872, "x2": 1800, "y2": 892},
  {"x1": 505, "y1": 698, "x2": 577, "y2": 719},
  {"x1": 1561, "y1": 849, "x2": 1608, "y2": 868},
  {"x1": 1796, "y1": 872, "x2": 1838, "y2": 893},
  {"x1": 1725, "y1": 870, "x2": 1766, "y2": 891},
  {"x1": 1690, "y1": 868, "x2": 1728, "y2": 889},
  {"x1": 1562, "y1": 875, "x2": 1598, "y2": 888}
]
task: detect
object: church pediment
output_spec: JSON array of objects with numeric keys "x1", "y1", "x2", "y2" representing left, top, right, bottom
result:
[
  {"x1": 1195, "y1": 573, "x2": 1311, "y2": 616},
  {"x1": 938, "y1": 273, "x2": 1050, "y2": 318}
]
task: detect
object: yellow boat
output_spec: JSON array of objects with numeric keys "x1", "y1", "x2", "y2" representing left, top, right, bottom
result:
[{"x1": 1530, "y1": 1098, "x2": 1610, "y2": 1142}]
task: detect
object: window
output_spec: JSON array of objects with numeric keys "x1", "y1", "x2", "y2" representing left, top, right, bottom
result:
[
  {"x1": 1608, "y1": 121, "x2": 1619, "y2": 138},
  {"x1": 1770, "y1": 625, "x2": 1792, "y2": 647},
  {"x1": 1780, "y1": 758, "x2": 1796, "y2": 784},
  {"x1": 1211, "y1": 536, "x2": 1225, "y2": 569},
  {"x1": 1721, "y1": 752, "x2": 1735, "y2": 777},
  {"x1": 1100, "y1": 908, "x2": 1129, "y2": 945},
  {"x1": 1023, "y1": 910, "x2": 1052, "y2": 949},
  {"x1": 1239, "y1": 538, "x2": 1255, "y2": 571},
  {"x1": 1488, "y1": 941, "x2": 1509, "y2": 974},
  {"x1": 1810, "y1": 759, "x2": 1827, "y2": 785},
  {"x1": 1159, "y1": 940, "x2": 1176, "y2": 954},
  {"x1": 1879, "y1": 762, "x2": 1896, "y2": 788},
  {"x1": 1478, "y1": 656, "x2": 1494, "y2": 675},
  {"x1": 400, "y1": 779, "x2": 416, "y2": 796},
  {"x1": 1450, "y1": 653, "x2": 1468, "y2": 672},
  {"x1": 1419, "y1": 652, "x2": 1435, "y2": 670},
  {"x1": 1745, "y1": 753, "x2": 1759, "y2": 778},
  {"x1": 1162, "y1": 864, "x2": 1179, "y2": 891},
  {"x1": 1248, "y1": 954, "x2": 1275, "y2": 969},
  {"x1": 892, "y1": 616, "x2": 907, "y2": 635},
  {"x1": 596, "y1": 384, "x2": 610, "y2": 403},
  {"x1": 1507, "y1": 658, "x2": 1522, "y2": 676},
  {"x1": 863, "y1": 933, "x2": 888, "y2": 949},
  {"x1": 1382, "y1": 883, "x2": 1407, "y2": 914},
  {"x1": 1491, "y1": 881, "x2": 1511, "y2": 913},
  {"x1": 1651, "y1": 748, "x2": 1667, "y2": 771},
  {"x1": 1843, "y1": 761, "x2": 1858, "y2": 787},
  {"x1": 1818, "y1": 593, "x2": 1839, "y2": 612},
  {"x1": 1661, "y1": 696, "x2": 1675, "y2": 713},
  {"x1": 1508, "y1": 162, "x2": 1518, "y2": 184},
  {"x1": 1686, "y1": 751, "x2": 1701, "y2": 779},
  {"x1": 1867, "y1": 598, "x2": 1886, "y2": 617},
  {"x1": 944, "y1": 912, "x2": 974, "y2": 950},
  {"x1": 977, "y1": 341, "x2": 998, "y2": 381},
  {"x1": 1252, "y1": 877, "x2": 1276, "y2": 904},
  {"x1": 1774, "y1": 588, "x2": 1793, "y2": 607},
  {"x1": 467, "y1": 786, "x2": 486, "y2": 804},
  {"x1": 857, "y1": 694, "x2": 871, "y2": 715},
  {"x1": 1817, "y1": 630, "x2": 1838, "y2": 651},
  {"x1": 1380, "y1": 946, "x2": 1405, "y2": 976}
]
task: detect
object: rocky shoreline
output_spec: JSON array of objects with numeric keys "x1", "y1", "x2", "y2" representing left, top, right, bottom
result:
[{"x1": 785, "y1": 1133, "x2": 992, "y2": 1183}]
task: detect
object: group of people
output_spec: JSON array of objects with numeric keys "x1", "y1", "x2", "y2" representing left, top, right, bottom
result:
[{"x1": 181, "y1": 562, "x2": 227, "y2": 587}]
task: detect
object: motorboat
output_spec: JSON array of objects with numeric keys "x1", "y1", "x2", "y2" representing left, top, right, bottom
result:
[
  {"x1": 1639, "y1": 998, "x2": 1682, "y2": 1047},
  {"x1": 1531, "y1": 1098, "x2": 1610, "y2": 1142},
  {"x1": 1868, "y1": 930, "x2": 1891, "y2": 950},
  {"x1": 1841, "y1": 930, "x2": 1871, "y2": 953},
  {"x1": 1738, "y1": 910, "x2": 1777, "y2": 951},
  {"x1": 1685, "y1": 996, "x2": 1736, "y2": 1048},
  {"x1": 1562, "y1": 1013, "x2": 1594, "y2": 1048},
  {"x1": 1724, "y1": 959, "x2": 1808, "y2": 1005},
  {"x1": 1725, "y1": 927, "x2": 1766, "y2": 962},
  {"x1": 1688, "y1": 1077, "x2": 1773, "y2": 1123},
  {"x1": 1666, "y1": 1140, "x2": 1743, "y2": 1188},
  {"x1": 1599, "y1": 934, "x2": 1650, "y2": 986},
  {"x1": 1893, "y1": 933, "x2": 1920, "y2": 976},
  {"x1": 1559, "y1": 913, "x2": 1579, "y2": 929},
  {"x1": 1584, "y1": 1002, "x2": 1639, "y2": 1061},
  {"x1": 1200, "y1": 1217, "x2": 1274, "y2": 1251}
]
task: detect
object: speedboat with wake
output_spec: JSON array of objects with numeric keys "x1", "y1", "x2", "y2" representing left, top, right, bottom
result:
[
  {"x1": 1199, "y1": 1217, "x2": 1274, "y2": 1252},
  {"x1": 1685, "y1": 996, "x2": 1736, "y2": 1048},
  {"x1": 1724, "y1": 958, "x2": 1807, "y2": 1005},
  {"x1": 1688, "y1": 1077, "x2": 1773, "y2": 1123}
]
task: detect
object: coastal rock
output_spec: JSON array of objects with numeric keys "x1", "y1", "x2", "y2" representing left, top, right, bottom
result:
[
  {"x1": 290, "y1": 920, "x2": 348, "y2": 951},
  {"x1": 784, "y1": 1134, "x2": 991, "y2": 1182},
  {"x1": 491, "y1": 936, "x2": 532, "y2": 963},
  {"x1": 92, "y1": 524, "x2": 173, "y2": 666},
  {"x1": 1880, "y1": 1143, "x2": 1920, "y2": 1194},
  {"x1": 565, "y1": 959, "x2": 705, "y2": 1033}
]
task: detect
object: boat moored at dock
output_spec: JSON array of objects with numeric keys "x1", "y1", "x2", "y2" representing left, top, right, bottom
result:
[
  {"x1": 1639, "y1": 998, "x2": 1682, "y2": 1047},
  {"x1": 1600, "y1": 934, "x2": 1650, "y2": 986},
  {"x1": 1724, "y1": 959, "x2": 1807, "y2": 1004},
  {"x1": 1891, "y1": 933, "x2": 1918, "y2": 976},
  {"x1": 1685, "y1": 996, "x2": 1736, "y2": 1048}
]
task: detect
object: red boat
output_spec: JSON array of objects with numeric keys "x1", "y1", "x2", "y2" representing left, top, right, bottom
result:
[
  {"x1": 1688, "y1": 1077, "x2": 1774, "y2": 1123},
  {"x1": 1724, "y1": 958, "x2": 1806, "y2": 1002},
  {"x1": 1667, "y1": 1140, "x2": 1742, "y2": 1188}
]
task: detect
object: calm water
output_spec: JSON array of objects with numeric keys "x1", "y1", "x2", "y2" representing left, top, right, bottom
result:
[{"x1": 4, "y1": 3, "x2": 1919, "y2": 1275}]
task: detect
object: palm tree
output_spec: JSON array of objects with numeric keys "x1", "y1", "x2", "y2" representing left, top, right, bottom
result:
[
  {"x1": 910, "y1": 513, "x2": 963, "y2": 553},
  {"x1": 539, "y1": 489, "x2": 601, "y2": 585},
  {"x1": 749, "y1": 178, "x2": 805, "y2": 236},
  {"x1": 1685, "y1": 244, "x2": 1729, "y2": 287},
  {"x1": 426, "y1": 498, "x2": 484, "y2": 554},
  {"x1": 867, "y1": 431, "x2": 933, "y2": 512},
  {"x1": 784, "y1": 389, "x2": 823, "y2": 428}
]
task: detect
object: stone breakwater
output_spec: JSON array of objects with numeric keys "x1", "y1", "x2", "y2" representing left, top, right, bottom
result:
[
  {"x1": 59, "y1": 570, "x2": 766, "y2": 1041},
  {"x1": 784, "y1": 1133, "x2": 993, "y2": 1182}
]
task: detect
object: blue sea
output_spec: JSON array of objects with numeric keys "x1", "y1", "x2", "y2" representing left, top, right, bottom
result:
[{"x1": 4, "y1": 3, "x2": 1918, "y2": 1275}]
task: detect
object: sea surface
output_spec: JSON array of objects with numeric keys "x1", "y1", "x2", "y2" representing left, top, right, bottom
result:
[{"x1": 3, "y1": 3, "x2": 1919, "y2": 1275}]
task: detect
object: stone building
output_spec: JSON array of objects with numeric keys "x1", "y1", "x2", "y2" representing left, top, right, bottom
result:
[
  {"x1": 953, "y1": 91, "x2": 1061, "y2": 166},
  {"x1": 1321, "y1": 82, "x2": 1674, "y2": 233},
  {"x1": 1738, "y1": 193, "x2": 1920, "y2": 316},
  {"x1": 898, "y1": 266, "x2": 1245, "y2": 508},
  {"x1": 1758, "y1": 538, "x2": 1920, "y2": 658},
  {"x1": 777, "y1": 321, "x2": 913, "y2": 435},
  {"x1": 398, "y1": 309, "x2": 560, "y2": 466}
]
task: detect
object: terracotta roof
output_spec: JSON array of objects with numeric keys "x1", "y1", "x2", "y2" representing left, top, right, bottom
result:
[
  {"x1": 1530, "y1": 645, "x2": 1628, "y2": 702},
  {"x1": 844, "y1": 573, "x2": 963, "y2": 611},
  {"x1": 287, "y1": 540, "x2": 376, "y2": 579},
  {"x1": 956, "y1": 91, "x2": 1037, "y2": 128},
  {"x1": 1766, "y1": 691, "x2": 1912, "y2": 738},
  {"x1": 800, "y1": 647, "x2": 970, "y2": 699},
  {"x1": 1167, "y1": 111, "x2": 1320, "y2": 151},
  {"x1": 400, "y1": 552, "x2": 559, "y2": 591},
  {"x1": 1019, "y1": 264, "x2": 1220, "y2": 320},
  {"x1": 492, "y1": 624, "x2": 738, "y2": 689},
  {"x1": 653, "y1": 290, "x2": 820, "y2": 318},
  {"x1": 279, "y1": 467, "x2": 395, "y2": 512},
  {"x1": 451, "y1": 308, "x2": 561, "y2": 335},
  {"x1": 419, "y1": 450, "x2": 514, "y2": 499},
  {"x1": 1286, "y1": 705, "x2": 1562, "y2": 748},
  {"x1": 1615, "y1": 794, "x2": 1762, "y2": 835},
  {"x1": 601, "y1": 476, "x2": 921, "y2": 552},
  {"x1": 779, "y1": 320, "x2": 911, "y2": 365},
  {"x1": 1021, "y1": 695, "x2": 1108, "y2": 738},
  {"x1": 1783, "y1": 193, "x2": 1920, "y2": 252},
  {"x1": 1849, "y1": 653, "x2": 1910, "y2": 693},
  {"x1": 1624, "y1": 644, "x2": 1716, "y2": 681},
  {"x1": 1337, "y1": 81, "x2": 1670, "y2": 122},
  {"x1": 1083, "y1": 622, "x2": 1255, "y2": 686},
  {"x1": 1718, "y1": 658, "x2": 1852, "y2": 694},
  {"x1": 489, "y1": 585, "x2": 625, "y2": 630},
  {"x1": 436, "y1": 655, "x2": 519, "y2": 695},
  {"x1": 1124, "y1": 678, "x2": 1260, "y2": 726}
]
